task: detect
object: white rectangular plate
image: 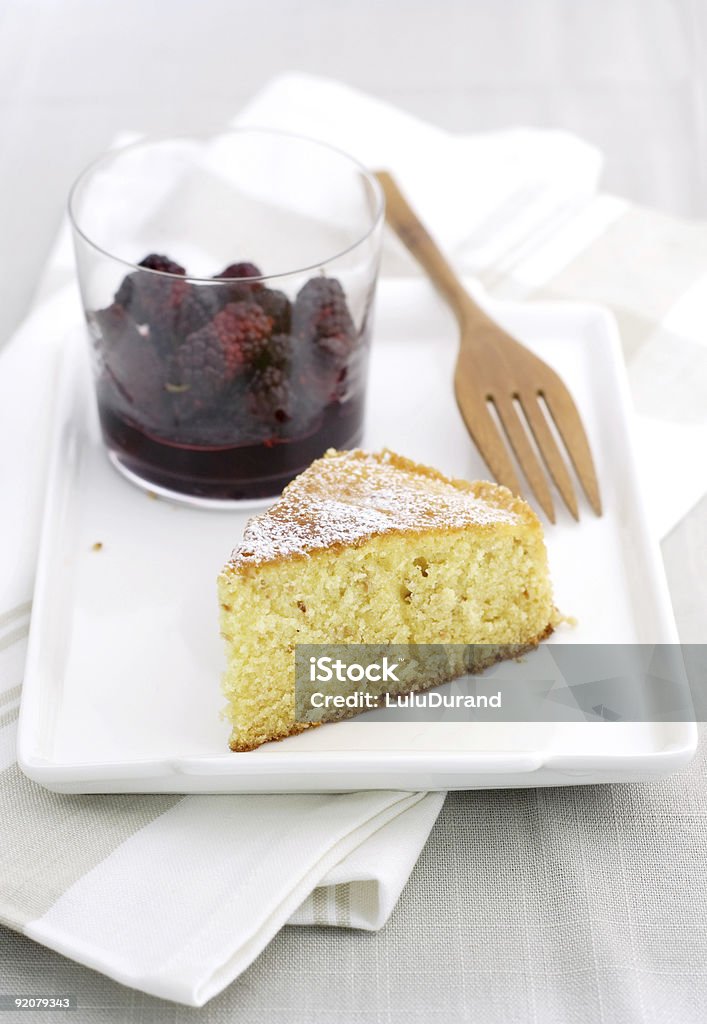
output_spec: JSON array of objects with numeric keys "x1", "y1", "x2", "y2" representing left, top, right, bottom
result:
[{"x1": 18, "y1": 279, "x2": 697, "y2": 793}]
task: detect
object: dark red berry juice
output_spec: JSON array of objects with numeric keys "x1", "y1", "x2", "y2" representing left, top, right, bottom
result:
[
  {"x1": 98, "y1": 392, "x2": 366, "y2": 501},
  {"x1": 89, "y1": 264, "x2": 371, "y2": 501}
]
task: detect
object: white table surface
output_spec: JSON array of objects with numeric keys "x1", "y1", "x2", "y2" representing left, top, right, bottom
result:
[{"x1": 1, "y1": 1, "x2": 706, "y2": 1021}]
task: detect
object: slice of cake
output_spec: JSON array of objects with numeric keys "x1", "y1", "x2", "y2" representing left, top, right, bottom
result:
[{"x1": 218, "y1": 449, "x2": 555, "y2": 751}]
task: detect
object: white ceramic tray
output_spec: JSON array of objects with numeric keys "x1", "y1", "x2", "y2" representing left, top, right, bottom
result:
[{"x1": 17, "y1": 279, "x2": 697, "y2": 793}]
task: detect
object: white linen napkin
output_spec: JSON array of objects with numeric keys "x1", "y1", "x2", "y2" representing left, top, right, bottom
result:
[
  {"x1": 1, "y1": 73, "x2": 703, "y2": 1008},
  {"x1": 235, "y1": 73, "x2": 603, "y2": 276}
]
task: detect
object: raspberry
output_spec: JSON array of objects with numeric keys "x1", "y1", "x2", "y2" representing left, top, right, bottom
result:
[
  {"x1": 211, "y1": 301, "x2": 274, "y2": 375},
  {"x1": 256, "y1": 288, "x2": 291, "y2": 334},
  {"x1": 248, "y1": 363, "x2": 292, "y2": 424},
  {"x1": 292, "y1": 277, "x2": 356, "y2": 362}
]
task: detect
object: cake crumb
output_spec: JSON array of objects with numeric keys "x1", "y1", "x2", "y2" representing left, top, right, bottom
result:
[
  {"x1": 91, "y1": 541, "x2": 103, "y2": 552},
  {"x1": 147, "y1": 490, "x2": 159, "y2": 501}
]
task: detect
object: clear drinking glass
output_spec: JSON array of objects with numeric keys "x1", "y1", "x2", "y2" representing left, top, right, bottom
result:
[{"x1": 69, "y1": 129, "x2": 384, "y2": 505}]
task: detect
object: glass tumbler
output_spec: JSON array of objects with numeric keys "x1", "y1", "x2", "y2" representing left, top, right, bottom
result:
[{"x1": 69, "y1": 129, "x2": 384, "y2": 505}]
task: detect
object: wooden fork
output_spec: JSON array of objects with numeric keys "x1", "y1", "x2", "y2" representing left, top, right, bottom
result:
[{"x1": 374, "y1": 170, "x2": 601, "y2": 523}]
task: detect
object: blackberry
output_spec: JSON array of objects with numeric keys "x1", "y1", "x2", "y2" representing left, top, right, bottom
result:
[
  {"x1": 291, "y1": 277, "x2": 359, "y2": 406},
  {"x1": 213, "y1": 262, "x2": 263, "y2": 285},
  {"x1": 138, "y1": 253, "x2": 186, "y2": 275},
  {"x1": 212, "y1": 262, "x2": 264, "y2": 306},
  {"x1": 292, "y1": 276, "x2": 356, "y2": 361},
  {"x1": 171, "y1": 379, "x2": 252, "y2": 446},
  {"x1": 248, "y1": 363, "x2": 292, "y2": 424},
  {"x1": 212, "y1": 301, "x2": 274, "y2": 376},
  {"x1": 240, "y1": 331, "x2": 292, "y2": 374},
  {"x1": 301, "y1": 355, "x2": 348, "y2": 407},
  {"x1": 101, "y1": 322, "x2": 169, "y2": 429},
  {"x1": 89, "y1": 302, "x2": 141, "y2": 351},
  {"x1": 149, "y1": 286, "x2": 218, "y2": 355},
  {"x1": 267, "y1": 333, "x2": 293, "y2": 368},
  {"x1": 316, "y1": 333, "x2": 355, "y2": 362},
  {"x1": 255, "y1": 288, "x2": 291, "y2": 334},
  {"x1": 114, "y1": 254, "x2": 186, "y2": 319},
  {"x1": 114, "y1": 273, "x2": 138, "y2": 311},
  {"x1": 165, "y1": 378, "x2": 251, "y2": 446},
  {"x1": 171, "y1": 322, "x2": 228, "y2": 422},
  {"x1": 178, "y1": 287, "x2": 220, "y2": 337},
  {"x1": 116, "y1": 271, "x2": 187, "y2": 330}
]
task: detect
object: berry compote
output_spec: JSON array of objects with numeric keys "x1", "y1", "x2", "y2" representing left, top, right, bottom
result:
[{"x1": 87, "y1": 257, "x2": 370, "y2": 501}]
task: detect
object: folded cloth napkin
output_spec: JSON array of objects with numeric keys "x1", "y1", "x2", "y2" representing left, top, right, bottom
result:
[{"x1": 1, "y1": 73, "x2": 705, "y2": 1007}]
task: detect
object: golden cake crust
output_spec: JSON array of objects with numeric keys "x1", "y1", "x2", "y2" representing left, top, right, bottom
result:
[{"x1": 224, "y1": 448, "x2": 538, "y2": 573}]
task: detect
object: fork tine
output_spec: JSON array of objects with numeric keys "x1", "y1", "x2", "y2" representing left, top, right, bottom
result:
[
  {"x1": 377, "y1": 170, "x2": 601, "y2": 524},
  {"x1": 519, "y1": 394, "x2": 579, "y2": 520},
  {"x1": 541, "y1": 383, "x2": 602, "y2": 515},
  {"x1": 493, "y1": 397, "x2": 556, "y2": 523},
  {"x1": 454, "y1": 381, "x2": 522, "y2": 498}
]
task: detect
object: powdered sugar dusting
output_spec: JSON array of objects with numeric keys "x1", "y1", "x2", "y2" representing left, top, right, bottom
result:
[{"x1": 227, "y1": 449, "x2": 523, "y2": 568}]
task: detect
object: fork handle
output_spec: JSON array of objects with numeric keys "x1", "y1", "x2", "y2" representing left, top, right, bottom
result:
[{"x1": 374, "y1": 170, "x2": 492, "y2": 332}]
